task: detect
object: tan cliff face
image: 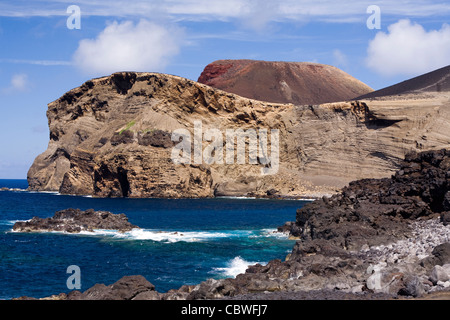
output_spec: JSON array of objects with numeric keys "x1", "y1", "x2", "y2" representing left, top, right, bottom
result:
[{"x1": 27, "y1": 71, "x2": 450, "y2": 198}]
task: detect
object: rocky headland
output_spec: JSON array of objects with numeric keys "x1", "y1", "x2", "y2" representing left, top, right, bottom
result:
[
  {"x1": 27, "y1": 64, "x2": 450, "y2": 199},
  {"x1": 20, "y1": 149, "x2": 450, "y2": 300},
  {"x1": 12, "y1": 208, "x2": 138, "y2": 233}
]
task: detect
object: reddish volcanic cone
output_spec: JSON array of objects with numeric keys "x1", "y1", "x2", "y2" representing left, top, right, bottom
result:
[{"x1": 198, "y1": 59, "x2": 373, "y2": 105}]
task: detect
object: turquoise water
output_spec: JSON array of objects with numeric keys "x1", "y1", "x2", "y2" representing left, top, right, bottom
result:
[{"x1": 0, "y1": 179, "x2": 306, "y2": 299}]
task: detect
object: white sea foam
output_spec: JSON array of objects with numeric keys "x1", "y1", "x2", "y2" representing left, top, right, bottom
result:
[
  {"x1": 1, "y1": 220, "x2": 21, "y2": 226},
  {"x1": 253, "y1": 228, "x2": 290, "y2": 239},
  {"x1": 26, "y1": 190, "x2": 56, "y2": 193},
  {"x1": 8, "y1": 224, "x2": 290, "y2": 243},
  {"x1": 0, "y1": 188, "x2": 29, "y2": 192},
  {"x1": 78, "y1": 228, "x2": 243, "y2": 243},
  {"x1": 213, "y1": 256, "x2": 261, "y2": 278},
  {"x1": 215, "y1": 196, "x2": 257, "y2": 200}
]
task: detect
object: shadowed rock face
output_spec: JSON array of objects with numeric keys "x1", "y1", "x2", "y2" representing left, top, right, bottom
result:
[
  {"x1": 356, "y1": 65, "x2": 450, "y2": 99},
  {"x1": 198, "y1": 59, "x2": 373, "y2": 105},
  {"x1": 68, "y1": 275, "x2": 156, "y2": 300},
  {"x1": 27, "y1": 71, "x2": 450, "y2": 198},
  {"x1": 286, "y1": 149, "x2": 450, "y2": 251}
]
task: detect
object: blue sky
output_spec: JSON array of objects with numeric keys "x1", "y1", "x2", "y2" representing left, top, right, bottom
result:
[{"x1": 0, "y1": 0, "x2": 449, "y2": 179}]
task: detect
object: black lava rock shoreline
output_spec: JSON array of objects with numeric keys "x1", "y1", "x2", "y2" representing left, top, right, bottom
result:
[
  {"x1": 13, "y1": 208, "x2": 138, "y2": 234},
  {"x1": 14, "y1": 149, "x2": 450, "y2": 300}
]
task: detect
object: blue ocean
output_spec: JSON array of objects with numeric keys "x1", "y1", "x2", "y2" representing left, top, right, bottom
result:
[{"x1": 0, "y1": 179, "x2": 307, "y2": 300}]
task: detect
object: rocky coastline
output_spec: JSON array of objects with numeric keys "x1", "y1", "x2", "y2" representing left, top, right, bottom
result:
[{"x1": 15, "y1": 149, "x2": 450, "y2": 300}]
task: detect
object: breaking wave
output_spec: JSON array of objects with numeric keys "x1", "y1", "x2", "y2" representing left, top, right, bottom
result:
[
  {"x1": 7, "y1": 223, "x2": 290, "y2": 243},
  {"x1": 80, "y1": 228, "x2": 287, "y2": 243},
  {"x1": 79, "y1": 227, "x2": 290, "y2": 243},
  {"x1": 77, "y1": 228, "x2": 255, "y2": 243},
  {"x1": 212, "y1": 256, "x2": 261, "y2": 278}
]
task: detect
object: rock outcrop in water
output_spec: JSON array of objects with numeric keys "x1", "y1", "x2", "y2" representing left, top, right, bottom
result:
[
  {"x1": 12, "y1": 208, "x2": 138, "y2": 233},
  {"x1": 27, "y1": 67, "x2": 450, "y2": 198}
]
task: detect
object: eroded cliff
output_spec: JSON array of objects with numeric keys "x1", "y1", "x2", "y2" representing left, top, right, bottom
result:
[{"x1": 28, "y1": 71, "x2": 450, "y2": 198}]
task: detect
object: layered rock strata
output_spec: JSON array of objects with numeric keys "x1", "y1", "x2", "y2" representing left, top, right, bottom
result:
[{"x1": 27, "y1": 71, "x2": 450, "y2": 198}]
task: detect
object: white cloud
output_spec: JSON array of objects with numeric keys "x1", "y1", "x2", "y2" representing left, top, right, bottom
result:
[
  {"x1": 0, "y1": 59, "x2": 71, "y2": 66},
  {"x1": 11, "y1": 74, "x2": 28, "y2": 90},
  {"x1": 72, "y1": 19, "x2": 183, "y2": 76},
  {"x1": 332, "y1": 49, "x2": 347, "y2": 67},
  {"x1": 237, "y1": 0, "x2": 280, "y2": 31},
  {"x1": 366, "y1": 19, "x2": 450, "y2": 76},
  {"x1": 2, "y1": 1, "x2": 450, "y2": 22},
  {"x1": 1, "y1": 73, "x2": 29, "y2": 93}
]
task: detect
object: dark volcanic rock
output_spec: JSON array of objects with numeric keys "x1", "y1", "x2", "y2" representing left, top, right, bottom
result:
[
  {"x1": 12, "y1": 208, "x2": 138, "y2": 233},
  {"x1": 110, "y1": 130, "x2": 134, "y2": 146},
  {"x1": 69, "y1": 275, "x2": 156, "y2": 300},
  {"x1": 419, "y1": 243, "x2": 450, "y2": 270},
  {"x1": 356, "y1": 65, "x2": 450, "y2": 99},
  {"x1": 441, "y1": 211, "x2": 450, "y2": 226},
  {"x1": 288, "y1": 149, "x2": 450, "y2": 252},
  {"x1": 137, "y1": 130, "x2": 174, "y2": 148}
]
